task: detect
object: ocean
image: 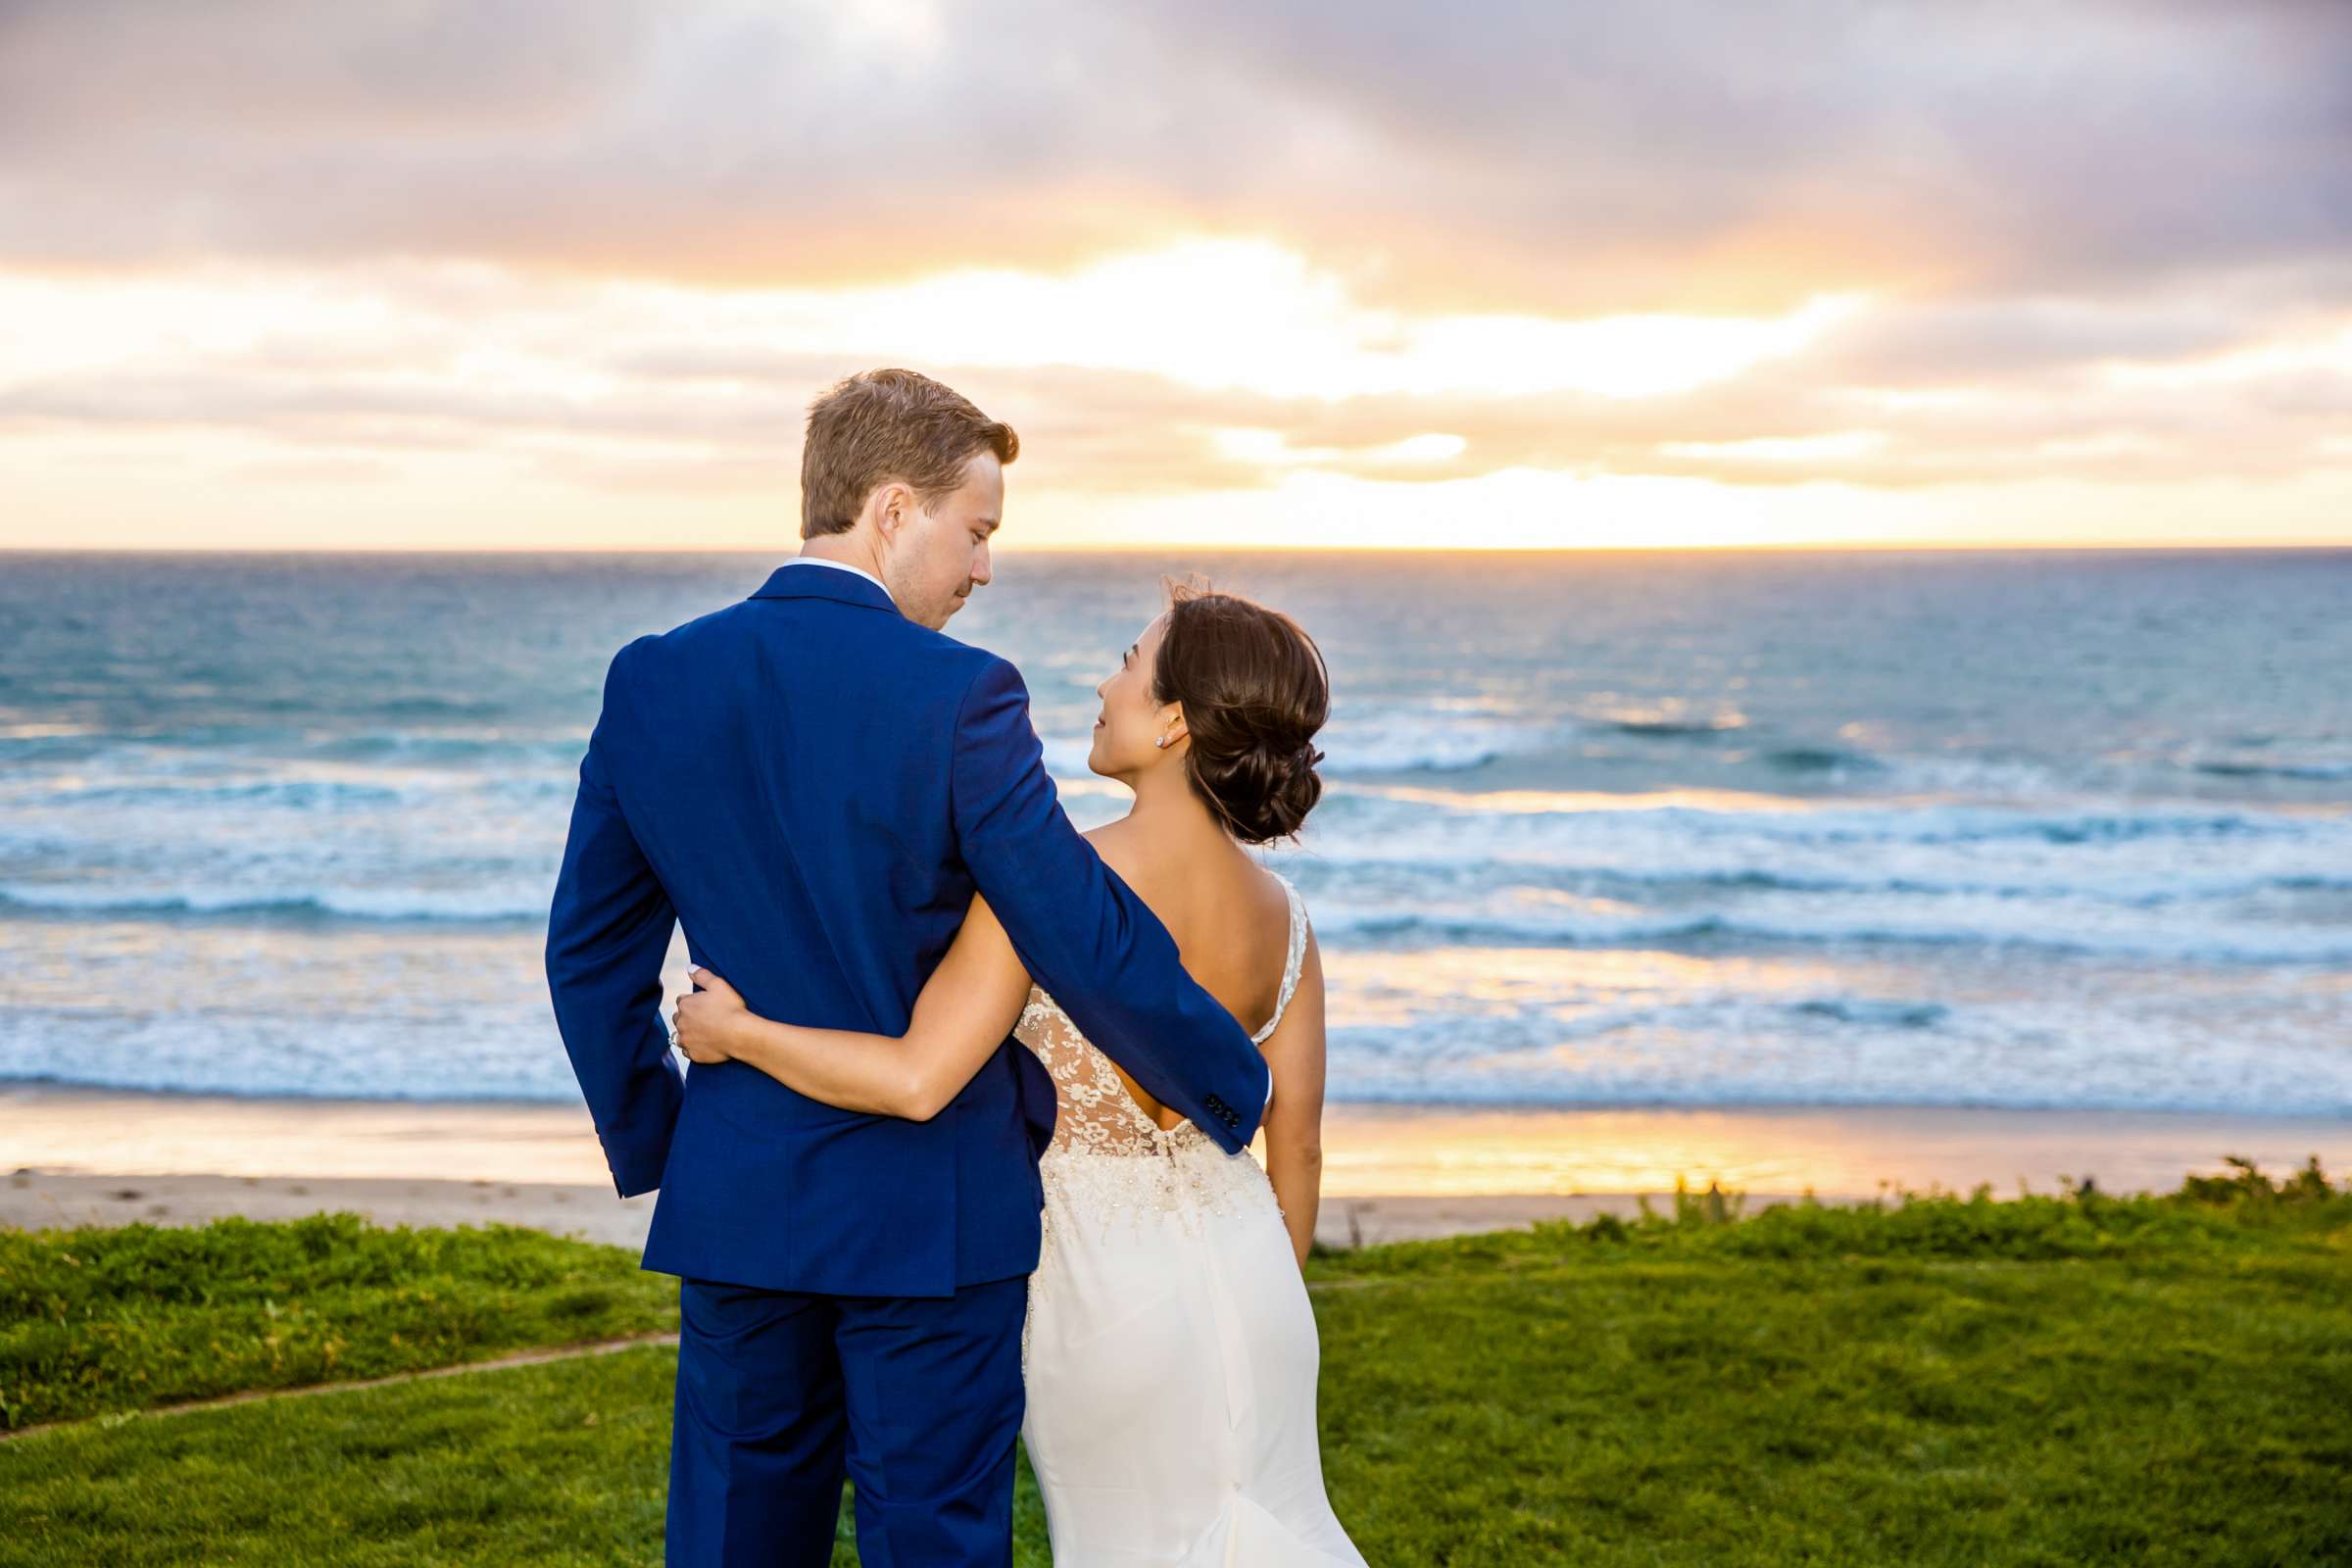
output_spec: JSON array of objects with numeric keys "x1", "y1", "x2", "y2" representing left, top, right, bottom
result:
[{"x1": 3, "y1": 548, "x2": 2348, "y2": 1116}]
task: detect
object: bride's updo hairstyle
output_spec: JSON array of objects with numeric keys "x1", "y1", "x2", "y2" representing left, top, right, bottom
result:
[{"x1": 1152, "y1": 581, "x2": 1330, "y2": 845}]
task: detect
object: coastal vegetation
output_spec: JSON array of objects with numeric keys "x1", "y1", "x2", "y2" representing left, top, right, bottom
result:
[{"x1": 3, "y1": 1160, "x2": 2345, "y2": 1565}]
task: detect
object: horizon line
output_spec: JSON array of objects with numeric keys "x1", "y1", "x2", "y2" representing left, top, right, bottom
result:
[{"x1": 5, "y1": 537, "x2": 2349, "y2": 558}]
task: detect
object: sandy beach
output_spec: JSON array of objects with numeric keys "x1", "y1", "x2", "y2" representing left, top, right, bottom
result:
[{"x1": 6, "y1": 1083, "x2": 2345, "y2": 1250}]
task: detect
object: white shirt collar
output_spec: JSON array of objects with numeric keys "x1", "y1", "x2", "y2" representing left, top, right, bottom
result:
[{"x1": 784, "y1": 555, "x2": 896, "y2": 607}]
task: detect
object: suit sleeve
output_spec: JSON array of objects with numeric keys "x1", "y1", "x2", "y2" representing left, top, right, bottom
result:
[
  {"x1": 545, "y1": 642, "x2": 683, "y2": 1198},
  {"x1": 950, "y1": 656, "x2": 1272, "y2": 1152}
]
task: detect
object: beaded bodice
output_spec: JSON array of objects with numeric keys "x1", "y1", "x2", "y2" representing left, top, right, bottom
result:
[{"x1": 1015, "y1": 872, "x2": 1308, "y2": 1239}]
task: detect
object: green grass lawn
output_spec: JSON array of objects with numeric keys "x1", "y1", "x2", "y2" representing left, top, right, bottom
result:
[
  {"x1": 0, "y1": 1211, "x2": 677, "y2": 1431},
  {"x1": 3, "y1": 1162, "x2": 2347, "y2": 1565}
]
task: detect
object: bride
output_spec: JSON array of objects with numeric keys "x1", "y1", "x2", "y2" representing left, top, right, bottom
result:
[{"x1": 672, "y1": 582, "x2": 1367, "y2": 1566}]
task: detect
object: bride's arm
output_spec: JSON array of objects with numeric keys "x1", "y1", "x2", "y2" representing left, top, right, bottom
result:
[
  {"x1": 671, "y1": 893, "x2": 1033, "y2": 1121},
  {"x1": 1257, "y1": 925, "x2": 1328, "y2": 1269}
]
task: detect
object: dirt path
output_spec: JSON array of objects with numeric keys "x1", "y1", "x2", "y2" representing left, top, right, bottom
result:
[
  {"x1": 0, "y1": 1331, "x2": 683, "y2": 1445},
  {"x1": 2, "y1": 1279, "x2": 1389, "y2": 1444}
]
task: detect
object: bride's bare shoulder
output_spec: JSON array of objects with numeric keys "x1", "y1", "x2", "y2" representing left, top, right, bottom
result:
[
  {"x1": 1246, "y1": 861, "x2": 1298, "y2": 922},
  {"x1": 1080, "y1": 818, "x2": 1146, "y2": 883}
]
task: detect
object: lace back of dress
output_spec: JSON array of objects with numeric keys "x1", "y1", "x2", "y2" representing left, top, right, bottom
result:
[
  {"x1": 1015, "y1": 872, "x2": 1307, "y2": 1158},
  {"x1": 1014, "y1": 991, "x2": 1164, "y2": 1156}
]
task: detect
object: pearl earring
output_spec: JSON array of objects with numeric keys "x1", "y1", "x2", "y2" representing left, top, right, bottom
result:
[{"x1": 1154, "y1": 735, "x2": 1168, "y2": 749}]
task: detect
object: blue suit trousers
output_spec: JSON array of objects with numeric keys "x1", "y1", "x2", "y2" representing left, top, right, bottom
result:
[{"x1": 665, "y1": 1272, "x2": 1028, "y2": 1567}]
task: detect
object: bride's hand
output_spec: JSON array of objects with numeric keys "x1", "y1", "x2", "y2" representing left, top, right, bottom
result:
[{"x1": 671, "y1": 965, "x2": 749, "y2": 1064}]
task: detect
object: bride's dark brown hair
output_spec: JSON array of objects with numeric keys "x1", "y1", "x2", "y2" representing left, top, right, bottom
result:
[{"x1": 1151, "y1": 580, "x2": 1330, "y2": 845}]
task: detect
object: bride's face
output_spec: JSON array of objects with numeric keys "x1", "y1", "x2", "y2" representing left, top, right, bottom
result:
[{"x1": 1088, "y1": 612, "x2": 1182, "y2": 782}]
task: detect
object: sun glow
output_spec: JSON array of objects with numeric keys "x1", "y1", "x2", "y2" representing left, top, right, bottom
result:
[
  {"x1": 610, "y1": 238, "x2": 1867, "y2": 401},
  {"x1": 2, "y1": 235, "x2": 2348, "y2": 552},
  {"x1": 0, "y1": 241, "x2": 1864, "y2": 407}
]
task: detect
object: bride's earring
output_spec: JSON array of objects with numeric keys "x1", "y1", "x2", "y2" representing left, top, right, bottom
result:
[{"x1": 1154, "y1": 735, "x2": 1169, "y2": 749}]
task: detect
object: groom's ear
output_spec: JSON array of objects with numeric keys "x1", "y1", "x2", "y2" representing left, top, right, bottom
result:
[{"x1": 869, "y1": 480, "x2": 915, "y2": 547}]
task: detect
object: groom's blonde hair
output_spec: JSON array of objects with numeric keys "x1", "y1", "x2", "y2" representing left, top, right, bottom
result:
[{"x1": 801, "y1": 368, "x2": 1020, "y2": 540}]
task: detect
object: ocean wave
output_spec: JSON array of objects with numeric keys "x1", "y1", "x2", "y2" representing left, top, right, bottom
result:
[
  {"x1": 2194, "y1": 760, "x2": 2352, "y2": 782},
  {"x1": 1319, "y1": 786, "x2": 2339, "y2": 849},
  {"x1": 1316, "y1": 712, "x2": 1563, "y2": 776},
  {"x1": 10, "y1": 1063, "x2": 2343, "y2": 1118},
  {"x1": 305, "y1": 733, "x2": 584, "y2": 766},
  {"x1": 1599, "y1": 713, "x2": 1748, "y2": 738},
  {"x1": 0, "y1": 764, "x2": 577, "y2": 814},
  {"x1": 0, "y1": 1069, "x2": 583, "y2": 1104},
  {"x1": 0, "y1": 722, "x2": 106, "y2": 741},
  {"x1": 0, "y1": 726, "x2": 583, "y2": 779},
  {"x1": 361, "y1": 696, "x2": 513, "y2": 720},
  {"x1": 1790, "y1": 998, "x2": 1951, "y2": 1029},
  {"x1": 1307, "y1": 905, "x2": 2352, "y2": 963},
  {"x1": 1320, "y1": 733, "x2": 1537, "y2": 776},
  {"x1": 1764, "y1": 746, "x2": 1886, "y2": 775},
  {"x1": 0, "y1": 885, "x2": 545, "y2": 924},
  {"x1": 1275, "y1": 855, "x2": 2352, "y2": 906},
  {"x1": 1881, "y1": 755, "x2": 2085, "y2": 797},
  {"x1": 1755, "y1": 749, "x2": 2147, "y2": 803},
  {"x1": 5, "y1": 778, "x2": 412, "y2": 810},
  {"x1": 1323, "y1": 743, "x2": 1511, "y2": 776},
  {"x1": 1046, "y1": 719, "x2": 1553, "y2": 779}
]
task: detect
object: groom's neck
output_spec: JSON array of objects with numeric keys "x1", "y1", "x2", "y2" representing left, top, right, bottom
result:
[{"x1": 798, "y1": 534, "x2": 893, "y2": 586}]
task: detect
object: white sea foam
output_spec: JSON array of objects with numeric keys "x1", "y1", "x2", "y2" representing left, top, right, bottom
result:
[{"x1": 6, "y1": 547, "x2": 2350, "y2": 1116}]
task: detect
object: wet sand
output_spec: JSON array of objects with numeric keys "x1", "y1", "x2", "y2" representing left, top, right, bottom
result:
[{"x1": 5, "y1": 1084, "x2": 2344, "y2": 1250}]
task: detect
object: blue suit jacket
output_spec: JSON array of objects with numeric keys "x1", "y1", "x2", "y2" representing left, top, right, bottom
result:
[{"x1": 545, "y1": 563, "x2": 1273, "y2": 1297}]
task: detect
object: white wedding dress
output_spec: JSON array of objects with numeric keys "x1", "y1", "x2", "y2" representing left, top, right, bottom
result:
[{"x1": 1014, "y1": 872, "x2": 1368, "y2": 1566}]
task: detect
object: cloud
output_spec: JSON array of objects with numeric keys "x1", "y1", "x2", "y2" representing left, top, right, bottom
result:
[
  {"x1": 1, "y1": 1, "x2": 2348, "y2": 546},
  {"x1": 2, "y1": 0, "x2": 2345, "y2": 316},
  {"x1": 1181, "y1": 0, "x2": 2352, "y2": 311},
  {"x1": 2, "y1": 251, "x2": 2342, "y2": 509}
]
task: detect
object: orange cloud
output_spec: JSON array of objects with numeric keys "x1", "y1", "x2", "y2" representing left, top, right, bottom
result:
[{"x1": 2, "y1": 1, "x2": 2349, "y2": 548}]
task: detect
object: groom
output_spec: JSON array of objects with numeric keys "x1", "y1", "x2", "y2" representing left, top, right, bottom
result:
[{"x1": 545, "y1": 368, "x2": 1273, "y2": 1566}]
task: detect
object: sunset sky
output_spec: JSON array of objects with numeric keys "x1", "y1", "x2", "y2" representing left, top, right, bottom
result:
[{"x1": 4, "y1": 1, "x2": 2349, "y2": 552}]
